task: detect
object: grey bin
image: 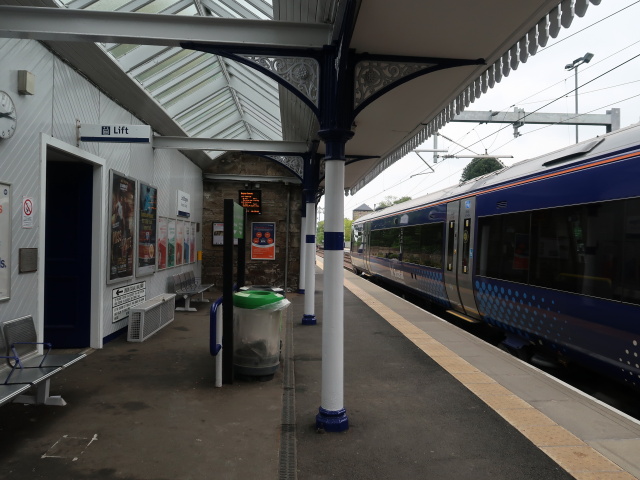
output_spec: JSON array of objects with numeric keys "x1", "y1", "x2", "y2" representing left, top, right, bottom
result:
[{"x1": 232, "y1": 290, "x2": 290, "y2": 377}]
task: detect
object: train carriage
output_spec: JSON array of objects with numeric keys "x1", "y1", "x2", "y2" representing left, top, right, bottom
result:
[{"x1": 351, "y1": 123, "x2": 640, "y2": 388}]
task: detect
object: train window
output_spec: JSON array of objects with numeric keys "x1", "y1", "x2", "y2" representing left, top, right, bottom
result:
[
  {"x1": 477, "y1": 197, "x2": 640, "y2": 305},
  {"x1": 476, "y1": 212, "x2": 530, "y2": 283},
  {"x1": 402, "y1": 223, "x2": 443, "y2": 268},
  {"x1": 351, "y1": 224, "x2": 363, "y2": 254},
  {"x1": 370, "y1": 227, "x2": 401, "y2": 260},
  {"x1": 530, "y1": 199, "x2": 640, "y2": 304},
  {"x1": 461, "y1": 218, "x2": 471, "y2": 274},
  {"x1": 447, "y1": 221, "x2": 455, "y2": 271}
]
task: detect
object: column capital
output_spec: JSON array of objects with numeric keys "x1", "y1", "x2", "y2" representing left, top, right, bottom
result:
[{"x1": 318, "y1": 129, "x2": 355, "y2": 160}]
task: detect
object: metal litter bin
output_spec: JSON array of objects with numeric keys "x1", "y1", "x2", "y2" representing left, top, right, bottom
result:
[{"x1": 233, "y1": 290, "x2": 290, "y2": 377}]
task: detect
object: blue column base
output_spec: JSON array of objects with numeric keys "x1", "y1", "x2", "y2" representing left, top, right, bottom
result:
[
  {"x1": 298, "y1": 289, "x2": 305, "y2": 294},
  {"x1": 301, "y1": 314, "x2": 316, "y2": 325},
  {"x1": 316, "y1": 407, "x2": 349, "y2": 432}
]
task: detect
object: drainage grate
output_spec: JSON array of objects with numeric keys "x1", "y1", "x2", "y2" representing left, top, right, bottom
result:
[{"x1": 279, "y1": 305, "x2": 297, "y2": 480}]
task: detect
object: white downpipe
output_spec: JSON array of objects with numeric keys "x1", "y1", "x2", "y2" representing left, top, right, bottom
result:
[
  {"x1": 321, "y1": 160, "x2": 344, "y2": 412},
  {"x1": 299, "y1": 215, "x2": 306, "y2": 292},
  {"x1": 304, "y1": 202, "x2": 316, "y2": 316}
]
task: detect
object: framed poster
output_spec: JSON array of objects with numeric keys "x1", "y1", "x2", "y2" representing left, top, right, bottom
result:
[
  {"x1": 158, "y1": 217, "x2": 168, "y2": 270},
  {"x1": 167, "y1": 219, "x2": 176, "y2": 268},
  {"x1": 176, "y1": 219, "x2": 184, "y2": 266},
  {"x1": 183, "y1": 221, "x2": 190, "y2": 264},
  {"x1": 0, "y1": 182, "x2": 11, "y2": 301},
  {"x1": 137, "y1": 182, "x2": 158, "y2": 276},
  {"x1": 108, "y1": 170, "x2": 136, "y2": 284},
  {"x1": 190, "y1": 222, "x2": 196, "y2": 263},
  {"x1": 251, "y1": 222, "x2": 276, "y2": 260}
]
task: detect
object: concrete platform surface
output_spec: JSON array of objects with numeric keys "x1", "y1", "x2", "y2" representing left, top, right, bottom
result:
[{"x1": 1, "y1": 262, "x2": 639, "y2": 480}]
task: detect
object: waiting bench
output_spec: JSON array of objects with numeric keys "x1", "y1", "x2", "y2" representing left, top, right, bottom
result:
[
  {"x1": 171, "y1": 271, "x2": 214, "y2": 312},
  {"x1": 1, "y1": 316, "x2": 86, "y2": 406}
]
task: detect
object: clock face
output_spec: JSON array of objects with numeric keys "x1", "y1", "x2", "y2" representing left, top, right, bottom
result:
[{"x1": 0, "y1": 91, "x2": 17, "y2": 139}]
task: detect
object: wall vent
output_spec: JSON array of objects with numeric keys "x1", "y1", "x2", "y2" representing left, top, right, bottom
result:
[{"x1": 127, "y1": 294, "x2": 176, "y2": 342}]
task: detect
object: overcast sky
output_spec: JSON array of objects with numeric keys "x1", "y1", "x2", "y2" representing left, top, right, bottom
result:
[{"x1": 328, "y1": 0, "x2": 640, "y2": 220}]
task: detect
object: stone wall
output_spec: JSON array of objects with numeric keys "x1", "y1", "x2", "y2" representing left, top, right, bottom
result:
[{"x1": 202, "y1": 154, "x2": 302, "y2": 292}]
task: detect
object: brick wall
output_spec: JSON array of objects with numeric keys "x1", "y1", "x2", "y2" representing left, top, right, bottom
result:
[{"x1": 202, "y1": 154, "x2": 302, "y2": 292}]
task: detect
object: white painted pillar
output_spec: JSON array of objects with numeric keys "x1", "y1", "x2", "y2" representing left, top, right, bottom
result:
[
  {"x1": 298, "y1": 214, "x2": 306, "y2": 293},
  {"x1": 316, "y1": 159, "x2": 348, "y2": 431},
  {"x1": 302, "y1": 202, "x2": 317, "y2": 324}
]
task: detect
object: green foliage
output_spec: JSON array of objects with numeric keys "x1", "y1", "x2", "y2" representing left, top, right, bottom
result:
[
  {"x1": 316, "y1": 220, "x2": 324, "y2": 244},
  {"x1": 344, "y1": 218, "x2": 352, "y2": 241},
  {"x1": 460, "y1": 157, "x2": 503, "y2": 182},
  {"x1": 315, "y1": 218, "x2": 353, "y2": 244}
]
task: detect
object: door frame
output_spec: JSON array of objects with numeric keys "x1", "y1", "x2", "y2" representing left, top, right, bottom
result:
[{"x1": 38, "y1": 134, "x2": 105, "y2": 349}]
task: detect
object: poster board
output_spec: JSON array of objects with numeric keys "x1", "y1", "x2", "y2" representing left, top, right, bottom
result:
[
  {"x1": 108, "y1": 170, "x2": 136, "y2": 284},
  {"x1": 251, "y1": 222, "x2": 276, "y2": 260},
  {"x1": 167, "y1": 218, "x2": 176, "y2": 268},
  {"x1": 0, "y1": 182, "x2": 11, "y2": 301},
  {"x1": 158, "y1": 216, "x2": 168, "y2": 270},
  {"x1": 136, "y1": 182, "x2": 158, "y2": 276}
]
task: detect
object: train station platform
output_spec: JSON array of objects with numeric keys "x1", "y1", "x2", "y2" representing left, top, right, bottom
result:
[{"x1": 1, "y1": 259, "x2": 640, "y2": 479}]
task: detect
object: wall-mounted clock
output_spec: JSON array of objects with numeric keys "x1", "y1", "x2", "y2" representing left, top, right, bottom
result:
[{"x1": 0, "y1": 91, "x2": 17, "y2": 139}]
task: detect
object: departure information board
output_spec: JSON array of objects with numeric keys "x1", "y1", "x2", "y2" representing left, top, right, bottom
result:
[{"x1": 239, "y1": 190, "x2": 262, "y2": 214}]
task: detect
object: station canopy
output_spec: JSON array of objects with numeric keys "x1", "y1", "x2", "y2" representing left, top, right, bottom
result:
[{"x1": 0, "y1": 0, "x2": 599, "y2": 192}]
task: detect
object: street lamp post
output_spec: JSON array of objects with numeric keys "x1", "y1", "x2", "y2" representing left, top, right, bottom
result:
[{"x1": 565, "y1": 52, "x2": 594, "y2": 144}]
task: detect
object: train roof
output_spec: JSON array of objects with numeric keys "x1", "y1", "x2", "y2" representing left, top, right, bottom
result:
[{"x1": 353, "y1": 122, "x2": 640, "y2": 224}]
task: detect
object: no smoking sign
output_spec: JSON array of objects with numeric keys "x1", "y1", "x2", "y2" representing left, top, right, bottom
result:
[{"x1": 22, "y1": 197, "x2": 34, "y2": 229}]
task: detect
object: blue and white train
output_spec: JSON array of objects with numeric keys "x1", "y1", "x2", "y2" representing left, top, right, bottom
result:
[{"x1": 351, "y1": 123, "x2": 640, "y2": 388}]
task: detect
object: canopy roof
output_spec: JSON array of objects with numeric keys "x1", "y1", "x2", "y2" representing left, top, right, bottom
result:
[{"x1": 0, "y1": 0, "x2": 600, "y2": 192}]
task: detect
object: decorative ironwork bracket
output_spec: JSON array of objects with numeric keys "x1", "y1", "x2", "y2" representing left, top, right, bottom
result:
[
  {"x1": 239, "y1": 55, "x2": 320, "y2": 108},
  {"x1": 264, "y1": 154, "x2": 304, "y2": 180}
]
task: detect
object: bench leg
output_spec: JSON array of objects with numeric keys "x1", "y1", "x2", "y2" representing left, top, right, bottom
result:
[
  {"x1": 192, "y1": 292, "x2": 210, "y2": 304},
  {"x1": 175, "y1": 294, "x2": 197, "y2": 312},
  {"x1": 14, "y1": 379, "x2": 67, "y2": 406}
]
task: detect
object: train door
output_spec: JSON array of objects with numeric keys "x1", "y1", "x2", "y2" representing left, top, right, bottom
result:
[
  {"x1": 363, "y1": 221, "x2": 372, "y2": 272},
  {"x1": 443, "y1": 198, "x2": 480, "y2": 320}
]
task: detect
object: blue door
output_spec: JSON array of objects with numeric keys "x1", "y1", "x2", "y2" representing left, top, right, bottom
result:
[{"x1": 44, "y1": 160, "x2": 93, "y2": 348}]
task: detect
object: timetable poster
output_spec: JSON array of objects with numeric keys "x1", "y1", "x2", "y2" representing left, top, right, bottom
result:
[
  {"x1": 158, "y1": 217, "x2": 168, "y2": 270},
  {"x1": 0, "y1": 182, "x2": 10, "y2": 301},
  {"x1": 251, "y1": 222, "x2": 276, "y2": 260},
  {"x1": 137, "y1": 182, "x2": 158, "y2": 276},
  {"x1": 108, "y1": 171, "x2": 136, "y2": 284},
  {"x1": 176, "y1": 220, "x2": 184, "y2": 266},
  {"x1": 167, "y1": 219, "x2": 176, "y2": 268}
]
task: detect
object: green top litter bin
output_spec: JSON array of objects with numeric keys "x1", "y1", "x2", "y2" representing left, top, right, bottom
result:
[{"x1": 232, "y1": 290, "x2": 290, "y2": 377}]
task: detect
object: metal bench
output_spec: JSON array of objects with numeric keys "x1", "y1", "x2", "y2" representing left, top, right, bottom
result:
[
  {"x1": 1, "y1": 316, "x2": 87, "y2": 406},
  {"x1": 172, "y1": 271, "x2": 214, "y2": 312}
]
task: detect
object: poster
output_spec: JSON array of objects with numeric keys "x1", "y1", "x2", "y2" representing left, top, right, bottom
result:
[
  {"x1": 212, "y1": 222, "x2": 224, "y2": 245},
  {"x1": 137, "y1": 182, "x2": 157, "y2": 276},
  {"x1": 251, "y1": 222, "x2": 276, "y2": 260},
  {"x1": 167, "y1": 219, "x2": 176, "y2": 268},
  {"x1": 0, "y1": 182, "x2": 11, "y2": 301},
  {"x1": 176, "y1": 220, "x2": 184, "y2": 266},
  {"x1": 190, "y1": 222, "x2": 196, "y2": 263},
  {"x1": 183, "y1": 221, "x2": 190, "y2": 264},
  {"x1": 158, "y1": 217, "x2": 168, "y2": 270},
  {"x1": 108, "y1": 170, "x2": 136, "y2": 284}
]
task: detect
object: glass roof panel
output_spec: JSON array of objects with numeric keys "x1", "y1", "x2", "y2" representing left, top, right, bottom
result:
[
  {"x1": 64, "y1": 0, "x2": 281, "y2": 151},
  {"x1": 146, "y1": 56, "x2": 213, "y2": 92},
  {"x1": 134, "y1": 49, "x2": 194, "y2": 83}
]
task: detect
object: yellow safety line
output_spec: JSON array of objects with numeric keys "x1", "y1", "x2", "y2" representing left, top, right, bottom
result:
[{"x1": 315, "y1": 258, "x2": 637, "y2": 480}]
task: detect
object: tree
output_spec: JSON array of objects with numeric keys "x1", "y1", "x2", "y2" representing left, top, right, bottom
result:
[
  {"x1": 460, "y1": 157, "x2": 503, "y2": 182},
  {"x1": 316, "y1": 220, "x2": 324, "y2": 244},
  {"x1": 344, "y1": 218, "x2": 352, "y2": 241},
  {"x1": 375, "y1": 195, "x2": 412, "y2": 210}
]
